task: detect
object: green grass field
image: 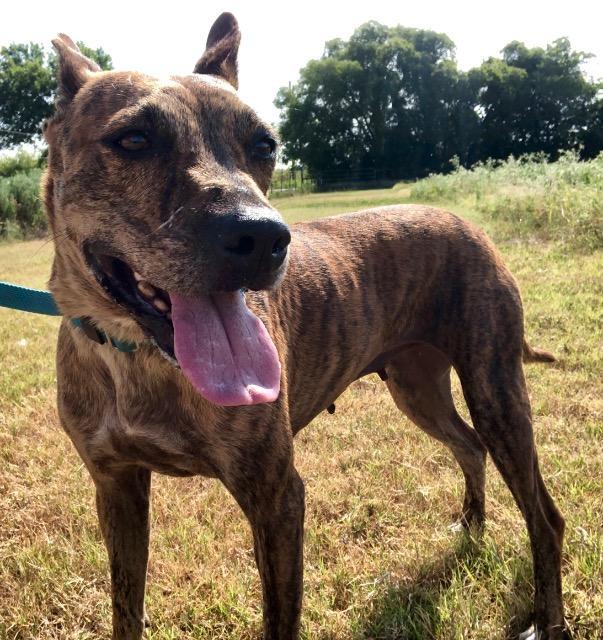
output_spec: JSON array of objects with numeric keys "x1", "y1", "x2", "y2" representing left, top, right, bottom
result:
[{"x1": 0, "y1": 189, "x2": 601, "y2": 639}]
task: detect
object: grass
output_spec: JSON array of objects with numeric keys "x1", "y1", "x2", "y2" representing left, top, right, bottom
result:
[
  {"x1": 410, "y1": 152, "x2": 603, "y2": 250},
  {"x1": 271, "y1": 184, "x2": 412, "y2": 223},
  {"x1": 0, "y1": 188, "x2": 601, "y2": 639}
]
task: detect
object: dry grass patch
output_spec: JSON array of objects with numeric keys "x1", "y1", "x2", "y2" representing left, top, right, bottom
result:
[{"x1": 0, "y1": 195, "x2": 601, "y2": 639}]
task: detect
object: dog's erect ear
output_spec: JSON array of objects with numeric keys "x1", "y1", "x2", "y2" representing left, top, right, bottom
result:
[
  {"x1": 52, "y1": 34, "x2": 101, "y2": 104},
  {"x1": 193, "y1": 12, "x2": 241, "y2": 89}
]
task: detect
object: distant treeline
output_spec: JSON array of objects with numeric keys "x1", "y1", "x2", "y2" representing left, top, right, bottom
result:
[{"x1": 276, "y1": 22, "x2": 603, "y2": 180}]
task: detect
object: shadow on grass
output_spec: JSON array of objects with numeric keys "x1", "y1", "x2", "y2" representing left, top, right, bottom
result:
[{"x1": 349, "y1": 533, "x2": 534, "y2": 640}]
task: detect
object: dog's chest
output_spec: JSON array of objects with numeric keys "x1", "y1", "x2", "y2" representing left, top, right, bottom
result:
[{"x1": 87, "y1": 386, "x2": 218, "y2": 478}]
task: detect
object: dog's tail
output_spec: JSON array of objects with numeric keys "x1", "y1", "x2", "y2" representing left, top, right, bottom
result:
[{"x1": 523, "y1": 340, "x2": 556, "y2": 364}]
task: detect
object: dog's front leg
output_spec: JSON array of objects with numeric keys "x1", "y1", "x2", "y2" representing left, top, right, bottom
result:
[
  {"x1": 95, "y1": 467, "x2": 151, "y2": 640},
  {"x1": 226, "y1": 457, "x2": 305, "y2": 639},
  {"x1": 253, "y1": 468, "x2": 305, "y2": 640}
]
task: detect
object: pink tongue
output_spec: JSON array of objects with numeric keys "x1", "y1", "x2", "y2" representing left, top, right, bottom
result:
[{"x1": 170, "y1": 291, "x2": 281, "y2": 406}]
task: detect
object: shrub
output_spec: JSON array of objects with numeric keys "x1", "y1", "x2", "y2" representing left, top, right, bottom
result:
[
  {"x1": 409, "y1": 152, "x2": 603, "y2": 249},
  {"x1": 0, "y1": 168, "x2": 46, "y2": 239},
  {"x1": 0, "y1": 149, "x2": 45, "y2": 177}
]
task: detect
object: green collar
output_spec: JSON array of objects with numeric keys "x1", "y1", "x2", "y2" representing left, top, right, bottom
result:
[{"x1": 0, "y1": 280, "x2": 137, "y2": 353}]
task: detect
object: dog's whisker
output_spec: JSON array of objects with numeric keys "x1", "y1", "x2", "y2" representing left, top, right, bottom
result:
[
  {"x1": 47, "y1": 234, "x2": 73, "y2": 256},
  {"x1": 153, "y1": 206, "x2": 184, "y2": 234},
  {"x1": 34, "y1": 230, "x2": 70, "y2": 256}
]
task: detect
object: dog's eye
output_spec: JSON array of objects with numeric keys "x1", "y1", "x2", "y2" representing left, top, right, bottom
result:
[
  {"x1": 116, "y1": 131, "x2": 150, "y2": 152},
  {"x1": 252, "y1": 136, "x2": 276, "y2": 160}
]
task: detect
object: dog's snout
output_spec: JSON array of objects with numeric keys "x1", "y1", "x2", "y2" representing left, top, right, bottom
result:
[{"x1": 219, "y1": 214, "x2": 291, "y2": 284}]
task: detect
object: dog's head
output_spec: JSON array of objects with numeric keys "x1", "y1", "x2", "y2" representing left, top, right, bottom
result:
[{"x1": 44, "y1": 13, "x2": 289, "y2": 406}]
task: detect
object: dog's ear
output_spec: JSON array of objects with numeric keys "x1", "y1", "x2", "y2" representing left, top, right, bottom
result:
[
  {"x1": 193, "y1": 12, "x2": 241, "y2": 89},
  {"x1": 52, "y1": 34, "x2": 101, "y2": 105}
]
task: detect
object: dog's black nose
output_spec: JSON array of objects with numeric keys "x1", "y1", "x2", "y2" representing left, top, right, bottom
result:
[
  {"x1": 217, "y1": 212, "x2": 291, "y2": 289},
  {"x1": 221, "y1": 217, "x2": 290, "y2": 267}
]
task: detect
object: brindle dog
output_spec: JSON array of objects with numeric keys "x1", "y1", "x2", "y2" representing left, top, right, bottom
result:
[{"x1": 42, "y1": 12, "x2": 565, "y2": 640}]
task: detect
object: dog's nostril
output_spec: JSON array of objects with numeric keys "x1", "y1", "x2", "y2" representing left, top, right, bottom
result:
[
  {"x1": 272, "y1": 234, "x2": 290, "y2": 258},
  {"x1": 224, "y1": 235, "x2": 255, "y2": 256}
]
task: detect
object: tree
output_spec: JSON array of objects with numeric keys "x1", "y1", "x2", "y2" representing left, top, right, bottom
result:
[
  {"x1": 471, "y1": 38, "x2": 598, "y2": 160},
  {"x1": 0, "y1": 43, "x2": 54, "y2": 148},
  {"x1": 581, "y1": 95, "x2": 603, "y2": 158},
  {"x1": 277, "y1": 26, "x2": 601, "y2": 180},
  {"x1": 276, "y1": 21, "x2": 479, "y2": 181},
  {"x1": 0, "y1": 41, "x2": 112, "y2": 148},
  {"x1": 71, "y1": 43, "x2": 112, "y2": 73}
]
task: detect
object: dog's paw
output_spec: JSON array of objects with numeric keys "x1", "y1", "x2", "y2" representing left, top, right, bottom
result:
[
  {"x1": 518, "y1": 625, "x2": 538, "y2": 640},
  {"x1": 448, "y1": 520, "x2": 465, "y2": 533},
  {"x1": 448, "y1": 518, "x2": 484, "y2": 540}
]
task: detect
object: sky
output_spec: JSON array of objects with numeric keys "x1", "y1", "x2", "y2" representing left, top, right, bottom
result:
[{"x1": 2, "y1": 0, "x2": 602, "y2": 125}]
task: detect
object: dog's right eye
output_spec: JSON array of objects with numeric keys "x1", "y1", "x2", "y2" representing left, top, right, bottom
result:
[{"x1": 116, "y1": 131, "x2": 150, "y2": 152}]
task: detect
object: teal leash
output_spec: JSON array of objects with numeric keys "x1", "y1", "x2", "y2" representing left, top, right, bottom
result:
[
  {"x1": 0, "y1": 280, "x2": 61, "y2": 316},
  {"x1": 0, "y1": 280, "x2": 137, "y2": 353}
]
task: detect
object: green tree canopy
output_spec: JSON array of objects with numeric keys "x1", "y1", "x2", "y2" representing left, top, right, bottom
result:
[
  {"x1": 582, "y1": 96, "x2": 603, "y2": 159},
  {"x1": 471, "y1": 38, "x2": 599, "y2": 160},
  {"x1": 277, "y1": 26, "x2": 601, "y2": 180},
  {"x1": 276, "y1": 21, "x2": 478, "y2": 180},
  {"x1": 0, "y1": 41, "x2": 112, "y2": 148}
]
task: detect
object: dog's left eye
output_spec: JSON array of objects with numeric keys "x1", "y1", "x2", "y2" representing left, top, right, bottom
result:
[
  {"x1": 252, "y1": 136, "x2": 276, "y2": 160},
  {"x1": 116, "y1": 131, "x2": 150, "y2": 152}
]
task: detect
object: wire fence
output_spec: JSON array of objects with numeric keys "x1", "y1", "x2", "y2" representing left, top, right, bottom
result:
[{"x1": 270, "y1": 166, "x2": 398, "y2": 194}]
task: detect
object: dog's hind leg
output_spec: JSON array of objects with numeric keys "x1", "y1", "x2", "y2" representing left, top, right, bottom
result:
[
  {"x1": 457, "y1": 342, "x2": 565, "y2": 639},
  {"x1": 222, "y1": 436, "x2": 305, "y2": 640},
  {"x1": 384, "y1": 343, "x2": 487, "y2": 530},
  {"x1": 95, "y1": 467, "x2": 151, "y2": 640}
]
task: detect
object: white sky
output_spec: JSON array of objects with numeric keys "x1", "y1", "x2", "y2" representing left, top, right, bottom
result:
[{"x1": 2, "y1": 0, "x2": 602, "y2": 125}]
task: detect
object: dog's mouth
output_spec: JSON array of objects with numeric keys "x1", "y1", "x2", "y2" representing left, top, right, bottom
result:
[
  {"x1": 84, "y1": 243, "x2": 281, "y2": 406},
  {"x1": 84, "y1": 244, "x2": 176, "y2": 357}
]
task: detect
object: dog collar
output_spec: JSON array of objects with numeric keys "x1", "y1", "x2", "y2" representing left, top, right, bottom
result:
[{"x1": 0, "y1": 280, "x2": 137, "y2": 353}]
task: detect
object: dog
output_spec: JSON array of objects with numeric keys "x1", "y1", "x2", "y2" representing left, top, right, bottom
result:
[{"x1": 41, "y1": 12, "x2": 566, "y2": 640}]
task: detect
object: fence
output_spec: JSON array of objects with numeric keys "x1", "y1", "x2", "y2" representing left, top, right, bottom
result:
[{"x1": 270, "y1": 166, "x2": 397, "y2": 194}]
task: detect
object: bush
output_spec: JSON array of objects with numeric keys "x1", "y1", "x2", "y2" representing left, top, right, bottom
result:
[
  {"x1": 0, "y1": 167, "x2": 46, "y2": 239},
  {"x1": 409, "y1": 152, "x2": 603, "y2": 249},
  {"x1": 0, "y1": 149, "x2": 45, "y2": 177}
]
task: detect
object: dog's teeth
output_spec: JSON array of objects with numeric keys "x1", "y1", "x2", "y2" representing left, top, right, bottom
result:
[
  {"x1": 137, "y1": 281, "x2": 156, "y2": 299},
  {"x1": 153, "y1": 298, "x2": 169, "y2": 313},
  {"x1": 133, "y1": 271, "x2": 143, "y2": 282}
]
